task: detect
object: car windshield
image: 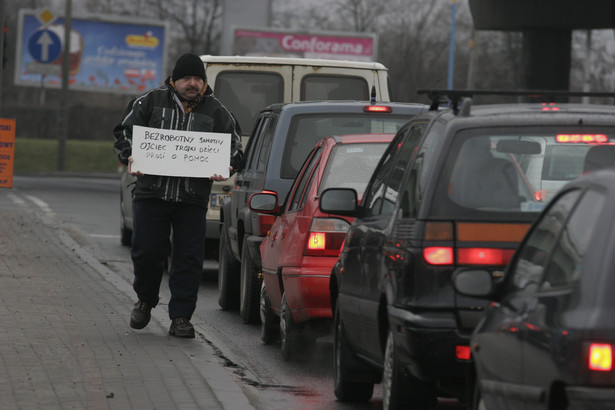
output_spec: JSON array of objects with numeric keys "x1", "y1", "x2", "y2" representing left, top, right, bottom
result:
[
  {"x1": 215, "y1": 72, "x2": 284, "y2": 136},
  {"x1": 434, "y1": 127, "x2": 615, "y2": 217},
  {"x1": 282, "y1": 114, "x2": 409, "y2": 179},
  {"x1": 301, "y1": 75, "x2": 368, "y2": 100},
  {"x1": 319, "y1": 142, "x2": 389, "y2": 198}
]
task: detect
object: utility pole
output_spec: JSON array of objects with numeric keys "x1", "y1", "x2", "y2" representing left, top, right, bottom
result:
[
  {"x1": 57, "y1": 0, "x2": 72, "y2": 171},
  {"x1": 447, "y1": 0, "x2": 458, "y2": 90}
]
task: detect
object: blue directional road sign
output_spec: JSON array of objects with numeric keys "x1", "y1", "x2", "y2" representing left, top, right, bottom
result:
[{"x1": 28, "y1": 28, "x2": 62, "y2": 63}]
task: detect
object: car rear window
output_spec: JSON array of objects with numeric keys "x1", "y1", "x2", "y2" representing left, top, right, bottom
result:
[
  {"x1": 282, "y1": 114, "x2": 409, "y2": 179},
  {"x1": 432, "y1": 127, "x2": 615, "y2": 219},
  {"x1": 319, "y1": 142, "x2": 389, "y2": 197},
  {"x1": 301, "y1": 75, "x2": 368, "y2": 101},
  {"x1": 214, "y1": 72, "x2": 284, "y2": 136}
]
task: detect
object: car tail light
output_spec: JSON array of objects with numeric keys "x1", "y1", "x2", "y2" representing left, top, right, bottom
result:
[
  {"x1": 556, "y1": 134, "x2": 608, "y2": 143},
  {"x1": 424, "y1": 222, "x2": 454, "y2": 241},
  {"x1": 257, "y1": 213, "x2": 276, "y2": 236},
  {"x1": 456, "y1": 345, "x2": 471, "y2": 361},
  {"x1": 304, "y1": 218, "x2": 350, "y2": 256},
  {"x1": 363, "y1": 105, "x2": 392, "y2": 113},
  {"x1": 589, "y1": 344, "x2": 613, "y2": 371},
  {"x1": 458, "y1": 248, "x2": 516, "y2": 265},
  {"x1": 424, "y1": 247, "x2": 453, "y2": 265},
  {"x1": 534, "y1": 189, "x2": 547, "y2": 202}
]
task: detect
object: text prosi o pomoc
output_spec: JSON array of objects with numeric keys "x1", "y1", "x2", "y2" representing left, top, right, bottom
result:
[{"x1": 132, "y1": 125, "x2": 231, "y2": 178}]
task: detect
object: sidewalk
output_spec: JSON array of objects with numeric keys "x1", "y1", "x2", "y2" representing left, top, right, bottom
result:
[{"x1": 0, "y1": 208, "x2": 253, "y2": 409}]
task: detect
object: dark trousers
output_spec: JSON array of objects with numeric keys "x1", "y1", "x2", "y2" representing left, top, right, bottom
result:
[{"x1": 131, "y1": 199, "x2": 206, "y2": 320}]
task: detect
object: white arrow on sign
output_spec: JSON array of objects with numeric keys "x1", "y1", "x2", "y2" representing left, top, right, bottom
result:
[{"x1": 36, "y1": 30, "x2": 54, "y2": 62}]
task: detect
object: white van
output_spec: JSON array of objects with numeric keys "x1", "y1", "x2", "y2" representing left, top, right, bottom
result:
[
  {"x1": 203, "y1": 55, "x2": 391, "y2": 136},
  {"x1": 120, "y1": 55, "x2": 392, "y2": 259}
]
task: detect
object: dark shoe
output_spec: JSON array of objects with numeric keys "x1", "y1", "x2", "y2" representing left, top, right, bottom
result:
[
  {"x1": 169, "y1": 317, "x2": 195, "y2": 338},
  {"x1": 130, "y1": 301, "x2": 152, "y2": 329}
]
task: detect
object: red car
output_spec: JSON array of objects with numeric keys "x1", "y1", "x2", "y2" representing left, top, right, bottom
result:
[{"x1": 248, "y1": 133, "x2": 395, "y2": 360}]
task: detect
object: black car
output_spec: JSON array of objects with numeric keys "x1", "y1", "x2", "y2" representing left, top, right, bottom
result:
[
  {"x1": 319, "y1": 90, "x2": 615, "y2": 409},
  {"x1": 218, "y1": 100, "x2": 428, "y2": 323},
  {"x1": 454, "y1": 167, "x2": 615, "y2": 410}
]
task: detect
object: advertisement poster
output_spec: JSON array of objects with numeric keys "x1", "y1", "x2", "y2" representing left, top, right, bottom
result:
[
  {"x1": 0, "y1": 119, "x2": 16, "y2": 189},
  {"x1": 131, "y1": 126, "x2": 231, "y2": 179},
  {"x1": 233, "y1": 28, "x2": 377, "y2": 62},
  {"x1": 15, "y1": 9, "x2": 168, "y2": 95}
]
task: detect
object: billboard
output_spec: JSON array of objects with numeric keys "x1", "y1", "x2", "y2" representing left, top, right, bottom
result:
[
  {"x1": 233, "y1": 28, "x2": 377, "y2": 62},
  {"x1": 15, "y1": 9, "x2": 168, "y2": 95}
]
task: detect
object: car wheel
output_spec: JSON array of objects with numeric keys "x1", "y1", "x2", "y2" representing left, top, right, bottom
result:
[
  {"x1": 218, "y1": 228, "x2": 240, "y2": 310},
  {"x1": 260, "y1": 281, "x2": 279, "y2": 345},
  {"x1": 333, "y1": 303, "x2": 374, "y2": 402},
  {"x1": 280, "y1": 293, "x2": 300, "y2": 361},
  {"x1": 382, "y1": 330, "x2": 436, "y2": 410},
  {"x1": 239, "y1": 237, "x2": 261, "y2": 324}
]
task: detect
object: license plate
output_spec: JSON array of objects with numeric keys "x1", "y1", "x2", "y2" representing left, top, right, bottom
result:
[{"x1": 210, "y1": 193, "x2": 229, "y2": 208}]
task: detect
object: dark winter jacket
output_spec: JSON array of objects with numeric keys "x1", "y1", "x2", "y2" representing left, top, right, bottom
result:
[{"x1": 113, "y1": 78, "x2": 243, "y2": 208}]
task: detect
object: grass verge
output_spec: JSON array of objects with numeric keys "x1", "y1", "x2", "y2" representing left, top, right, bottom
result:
[{"x1": 14, "y1": 138, "x2": 121, "y2": 174}]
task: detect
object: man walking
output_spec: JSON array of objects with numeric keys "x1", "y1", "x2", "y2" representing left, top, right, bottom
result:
[{"x1": 113, "y1": 53, "x2": 243, "y2": 338}]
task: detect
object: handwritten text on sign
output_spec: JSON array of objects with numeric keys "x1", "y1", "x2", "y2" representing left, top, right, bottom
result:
[{"x1": 132, "y1": 125, "x2": 231, "y2": 178}]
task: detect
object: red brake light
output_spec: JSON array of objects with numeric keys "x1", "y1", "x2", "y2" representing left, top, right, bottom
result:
[
  {"x1": 541, "y1": 103, "x2": 560, "y2": 111},
  {"x1": 589, "y1": 344, "x2": 613, "y2": 371},
  {"x1": 534, "y1": 189, "x2": 547, "y2": 202},
  {"x1": 363, "y1": 105, "x2": 392, "y2": 113},
  {"x1": 423, "y1": 247, "x2": 453, "y2": 265},
  {"x1": 457, "y1": 248, "x2": 515, "y2": 266},
  {"x1": 556, "y1": 134, "x2": 608, "y2": 143},
  {"x1": 456, "y1": 345, "x2": 471, "y2": 361},
  {"x1": 307, "y1": 232, "x2": 326, "y2": 250},
  {"x1": 304, "y1": 218, "x2": 350, "y2": 257}
]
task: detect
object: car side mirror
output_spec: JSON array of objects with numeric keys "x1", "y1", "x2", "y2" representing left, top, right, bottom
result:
[
  {"x1": 249, "y1": 191, "x2": 281, "y2": 214},
  {"x1": 452, "y1": 269, "x2": 494, "y2": 298},
  {"x1": 319, "y1": 188, "x2": 358, "y2": 216}
]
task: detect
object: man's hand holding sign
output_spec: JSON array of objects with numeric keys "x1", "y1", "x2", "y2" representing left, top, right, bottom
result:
[{"x1": 129, "y1": 125, "x2": 231, "y2": 181}]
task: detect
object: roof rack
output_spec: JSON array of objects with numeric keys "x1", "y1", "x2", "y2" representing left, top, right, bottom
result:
[{"x1": 417, "y1": 89, "x2": 615, "y2": 113}]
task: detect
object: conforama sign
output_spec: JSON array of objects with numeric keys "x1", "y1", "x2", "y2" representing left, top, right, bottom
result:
[{"x1": 233, "y1": 28, "x2": 376, "y2": 62}]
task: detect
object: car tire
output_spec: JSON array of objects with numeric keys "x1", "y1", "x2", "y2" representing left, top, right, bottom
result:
[
  {"x1": 280, "y1": 293, "x2": 300, "y2": 361},
  {"x1": 333, "y1": 303, "x2": 374, "y2": 402},
  {"x1": 218, "y1": 228, "x2": 240, "y2": 310},
  {"x1": 382, "y1": 330, "x2": 436, "y2": 410},
  {"x1": 260, "y1": 281, "x2": 279, "y2": 345},
  {"x1": 239, "y1": 237, "x2": 261, "y2": 324}
]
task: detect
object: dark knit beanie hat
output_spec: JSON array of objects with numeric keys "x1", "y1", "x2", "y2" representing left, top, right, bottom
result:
[{"x1": 172, "y1": 53, "x2": 206, "y2": 82}]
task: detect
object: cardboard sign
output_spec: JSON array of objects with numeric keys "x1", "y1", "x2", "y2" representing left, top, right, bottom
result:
[
  {"x1": 0, "y1": 119, "x2": 16, "y2": 189},
  {"x1": 131, "y1": 125, "x2": 231, "y2": 178}
]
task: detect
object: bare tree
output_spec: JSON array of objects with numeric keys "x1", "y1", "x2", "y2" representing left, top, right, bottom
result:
[
  {"x1": 331, "y1": 0, "x2": 390, "y2": 32},
  {"x1": 145, "y1": 0, "x2": 221, "y2": 58},
  {"x1": 377, "y1": 0, "x2": 453, "y2": 101},
  {"x1": 271, "y1": 0, "x2": 336, "y2": 31},
  {"x1": 570, "y1": 29, "x2": 615, "y2": 102}
]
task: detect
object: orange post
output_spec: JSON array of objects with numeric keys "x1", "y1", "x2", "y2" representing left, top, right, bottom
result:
[{"x1": 0, "y1": 118, "x2": 16, "y2": 188}]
